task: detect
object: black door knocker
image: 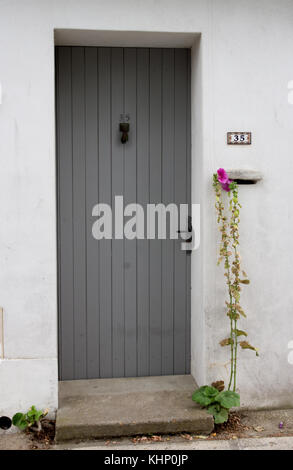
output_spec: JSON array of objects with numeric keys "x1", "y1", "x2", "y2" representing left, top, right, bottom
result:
[{"x1": 120, "y1": 123, "x2": 129, "y2": 144}]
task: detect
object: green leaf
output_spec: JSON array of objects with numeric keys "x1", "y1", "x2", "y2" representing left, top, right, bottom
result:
[
  {"x1": 213, "y1": 407, "x2": 229, "y2": 424},
  {"x1": 17, "y1": 419, "x2": 29, "y2": 431},
  {"x1": 192, "y1": 386, "x2": 219, "y2": 406},
  {"x1": 216, "y1": 391, "x2": 240, "y2": 409},
  {"x1": 35, "y1": 411, "x2": 43, "y2": 422},
  {"x1": 12, "y1": 413, "x2": 24, "y2": 426},
  {"x1": 12, "y1": 413, "x2": 28, "y2": 430},
  {"x1": 206, "y1": 404, "x2": 221, "y2": 415},
  {"x1": 26, "y1": 406, "x2": 44, "y2": 425}
]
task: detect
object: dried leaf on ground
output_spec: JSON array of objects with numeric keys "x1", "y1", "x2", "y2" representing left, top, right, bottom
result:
[
  {"x1": 180, "y1": 434, "x2": 192, "y2": 441},
  {"x1": 254, "y1": 426, "x2": 265, "y2": 432}
]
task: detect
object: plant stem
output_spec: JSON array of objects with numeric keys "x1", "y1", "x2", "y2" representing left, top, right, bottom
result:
[
  {"x1": 226, "y1": 259, "x2": 234, "y2": 391},
  {"x1": 231, "y1": 190, "x2": 239, "y2": 392},
  {"x1": 233, "y1": 317, "x2": 238, "y2": 392}
]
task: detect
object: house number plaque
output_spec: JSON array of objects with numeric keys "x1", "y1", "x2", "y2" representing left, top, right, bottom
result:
[{"x1": 227, "y1": 132, "x2": 251, "y2": 145}]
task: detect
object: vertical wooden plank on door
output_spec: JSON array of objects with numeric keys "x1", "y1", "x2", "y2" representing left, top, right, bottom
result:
[
  {"x1": 149, "y1": 49, "x2": 162, "y2": 376},
  {"x1": 111, "y1": 48, "x2": 125, "y2": 377},
  {"x1": 72, "y1": 47, "x2": 87, "y2": 379},
  {"x1": 124, "y1": 48, "x2": 137, "y2": 377},
  {"x1": 57, "y1": 47, "x2": 74, "y2": 380},
  {"x1": 174, "y1": 49, "x2": 188, "y2": 374},
  {"x1": 85, "y1": 47, "x2": 100, "y2": 378},
  {"x1": 98, "y1": 48, "x2": 112, "y2": 378},
  {"x1": 185, "y1": 50, "x2": 191, "y2": 374},
  {"x1": 161, "y1": 49, "x2": 175, "y2": 375},
  {"x1": 137, "y1": 48, "x2": 150, "y2": 376}
]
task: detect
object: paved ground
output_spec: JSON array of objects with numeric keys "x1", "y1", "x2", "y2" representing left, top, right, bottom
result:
[
  {"x1": 57, "y1": 436, "x2": 293, "y2": 450},
  {"x1": 1, "y1": 432, "x2": 293, "y2": 450},
  {"x1": 0, "y1": 432, "x2": 33, "y2": 450}
]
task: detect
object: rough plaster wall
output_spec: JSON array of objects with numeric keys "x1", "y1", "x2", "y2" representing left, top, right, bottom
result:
[
  {"x1": 204, "y1": 0, "x2": 293, "y2": 408},
  {"x1": 0, "y1": 359, "x2": 57, "y2": 419},
  {"x1": 0, "y1": 0, "x2": 292, "y2": 413}
]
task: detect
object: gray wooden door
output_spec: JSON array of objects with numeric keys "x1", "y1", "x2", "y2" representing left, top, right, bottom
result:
[{"x1": 56, "y1": 47, "x2": 191, "y2": 380}]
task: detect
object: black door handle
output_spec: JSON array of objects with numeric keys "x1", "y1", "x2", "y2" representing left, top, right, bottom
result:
[{"x1": 177, "y1": 215, "x2": 192, "y2": 243}]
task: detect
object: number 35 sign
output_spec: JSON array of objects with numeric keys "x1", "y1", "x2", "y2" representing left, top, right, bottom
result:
[{"x1": 227, "y1": 132, "x2": 251, "y2": 145}]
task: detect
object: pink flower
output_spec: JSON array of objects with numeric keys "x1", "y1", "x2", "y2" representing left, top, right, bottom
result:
[
  {"x1": 217, "y1": 168, "x2": 232, "y2": 192},
  {"x1": 221, "y1": 182, "x2": 231, "y2": 192},
  {"x1": 217, "y1": 168, "x2": 229, "y2": 184}
]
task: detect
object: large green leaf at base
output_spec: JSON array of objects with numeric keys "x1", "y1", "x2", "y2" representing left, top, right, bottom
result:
[
  {"x1": 192, "y1": 386, "x2": 219, "y2": 406},
  {"x1": 216, "y1": 390, "x2": 240, "y2": 409},
  {"x1": 213, "y1": 407, "x2": 229, "y2": 424},
  {"x1": 207, "y1": 404, "x2": 229, "y2": 424}
]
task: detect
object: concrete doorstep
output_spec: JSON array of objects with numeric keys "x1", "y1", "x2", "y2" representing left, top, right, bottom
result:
[{"x1": 56, "y1": 375, "x2": 214, "y2": 442}]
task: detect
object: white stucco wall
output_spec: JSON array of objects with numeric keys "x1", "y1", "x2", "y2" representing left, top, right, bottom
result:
[
  {"x1": 200, "y1": 1, "x2": 293, "y2": 409},
  {"x1": 0, "y1": 0, "x2": 292, "y2": 415}
]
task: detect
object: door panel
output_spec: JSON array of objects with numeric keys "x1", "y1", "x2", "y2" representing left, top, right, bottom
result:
[
  {"x1": 124, "y1": 48, "x2": 137, "y2": 377},
  {"x1": 56, "y1": 46, "x2": 191, "y2": 380},
  {"x1": 149, "y1": 49, "x2": 162, "y2": 376}
]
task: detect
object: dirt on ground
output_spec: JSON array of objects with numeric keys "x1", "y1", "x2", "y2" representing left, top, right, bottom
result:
[
  {"x1": 0, "y1": 420, "x2": 55, "y2": 450},
  {"x1": 212, "y1": 409, "x2": 293, "y2": 440},
  {"x1": 1, "y1": 410, "x2": 293, "y2": 450}
]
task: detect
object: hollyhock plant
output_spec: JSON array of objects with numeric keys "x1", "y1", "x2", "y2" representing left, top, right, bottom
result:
[
  {"x1": 213, "y1": 171, "x2": 258, "y2": 392},
  {"x1": 192, "y1": 170, "x2": 258, "y2": 425},
  {"x1": 217, "y1": 168, "x2": 232, "y2": 192}
]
